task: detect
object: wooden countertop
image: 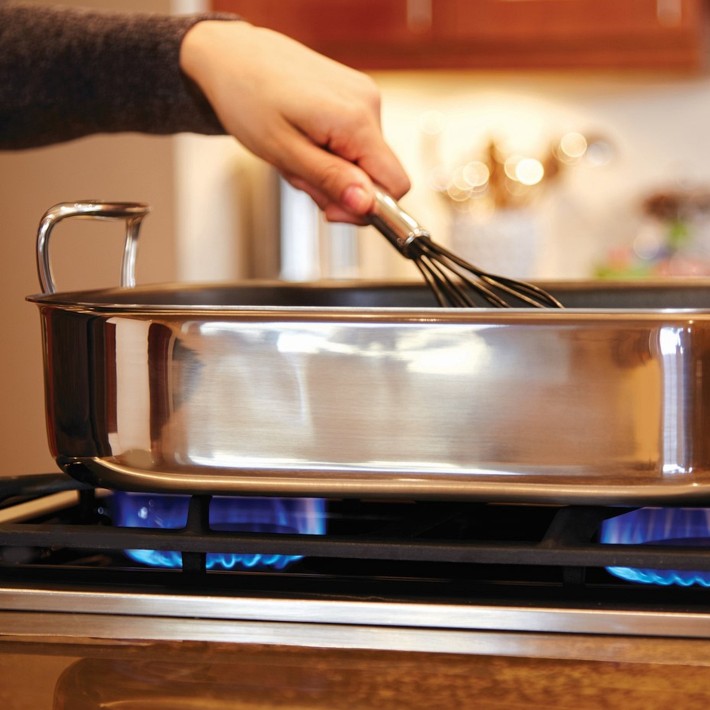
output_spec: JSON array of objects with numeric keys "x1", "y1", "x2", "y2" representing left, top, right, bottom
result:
[{"x1": 4, "y1": 635, "x2": 710, "y2": 709}]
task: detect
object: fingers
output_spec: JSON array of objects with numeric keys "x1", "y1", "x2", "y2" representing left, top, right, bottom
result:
[
  {"x1": 285, "y1": 174, "x2": 370, "y2": 225},
  {"x1": 276, "y1": 123, "x2": 410, "y2": 222},
  {"x1": 357, "y1": 142, "x2": 411, "y2": 200},
  {"x1": 288, "y1": 102, "x2": 411, "y2": 211},
  {"x1": 318, "y1": 111, "x2": 411, "y2": 201},
  {"x1": 275, "y1": 134, "x2": 374, "y2": 217}
]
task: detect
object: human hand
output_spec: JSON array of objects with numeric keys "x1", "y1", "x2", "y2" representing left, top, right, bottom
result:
[{"x1": 180, "y1": 20, "x2": 410, "y2": 223}]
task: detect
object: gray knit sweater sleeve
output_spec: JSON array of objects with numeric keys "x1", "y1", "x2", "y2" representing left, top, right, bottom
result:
[{"x1": 0, "y1": 3, "x2": 240, "y2": 149}]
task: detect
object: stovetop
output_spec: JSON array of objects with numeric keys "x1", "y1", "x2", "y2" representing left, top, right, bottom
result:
[{"x1": 2, "y1": 472, "x2": 710, "y2": 653}]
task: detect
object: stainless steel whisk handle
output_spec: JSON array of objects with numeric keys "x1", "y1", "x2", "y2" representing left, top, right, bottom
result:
[{"x1": 369, "y1": 188, "x2": 430, "y2": 258}]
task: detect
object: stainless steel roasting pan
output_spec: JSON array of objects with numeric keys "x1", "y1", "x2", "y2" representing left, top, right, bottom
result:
[{"x1": 25, "y1": 202, "x2": 710, "y2": 504}]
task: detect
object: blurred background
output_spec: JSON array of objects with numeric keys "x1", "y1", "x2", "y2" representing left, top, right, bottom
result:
[{"x1": 3, "y1": 0, "x2": 710, "y2": 473}]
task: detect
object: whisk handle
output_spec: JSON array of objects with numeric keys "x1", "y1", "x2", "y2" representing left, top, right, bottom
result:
[{"x1": 369, "y1": 188, "x2": 430, "y2": 258}]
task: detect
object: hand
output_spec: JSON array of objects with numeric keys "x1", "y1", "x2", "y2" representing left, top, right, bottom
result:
[{"x1": 180, "y1": 20, "x2": 410, "y2": 223}]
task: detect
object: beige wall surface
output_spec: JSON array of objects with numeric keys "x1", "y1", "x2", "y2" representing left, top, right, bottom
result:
[
  {"x1": 371, "y1": 70, "x2": 710, "y2": 282},
  {"x1": 0, "y1": 0, "x2": 180, "y2": 475}
]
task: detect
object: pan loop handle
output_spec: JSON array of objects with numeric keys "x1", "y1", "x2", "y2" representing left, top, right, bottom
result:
[{"x1": 36, "y1": 201, "x2": 150, "y2": 295}]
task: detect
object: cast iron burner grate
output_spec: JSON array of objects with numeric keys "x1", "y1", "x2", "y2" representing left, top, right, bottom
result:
[{"x1": 3, "y1": 472, "x2": 710, "y2": 607}]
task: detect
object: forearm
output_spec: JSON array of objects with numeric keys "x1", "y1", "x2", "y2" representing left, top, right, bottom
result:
[{"x1": 0, "y1": 3, "x2": 239, "y2": 149}]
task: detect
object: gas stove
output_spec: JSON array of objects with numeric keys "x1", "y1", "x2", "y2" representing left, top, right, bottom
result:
[
  {"x1": 3, "y1": 470, "x2": 710, "y2": 651},
  {"x1": 6, "y1": 474, "x2": 710, "y2": 707}
]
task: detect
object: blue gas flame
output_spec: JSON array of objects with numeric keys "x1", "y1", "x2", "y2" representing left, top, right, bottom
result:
[
  {"x1": 600, "y1": 507, "x2": 710, "y2": 586},
  {"x1": 111, "y1": 492, "x2": 326, "y2": 570}
]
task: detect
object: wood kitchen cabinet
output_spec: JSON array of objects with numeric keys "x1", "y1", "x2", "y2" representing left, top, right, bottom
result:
[
  {"x1": 211, "y1": 0, "x2": 434, "y2": 66},
  {"x1": 212, "y1": 0, "x2": 710, "y2": 71}
]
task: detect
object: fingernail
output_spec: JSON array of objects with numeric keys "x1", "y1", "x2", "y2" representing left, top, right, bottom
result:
[{"x1": 342, "y1": 185, "x2": 372, "y2": 215}]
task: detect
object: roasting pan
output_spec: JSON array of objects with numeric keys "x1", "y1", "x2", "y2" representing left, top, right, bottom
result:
[{"x1": 26, "y1": 202, "x2": 710, "y2": 504}]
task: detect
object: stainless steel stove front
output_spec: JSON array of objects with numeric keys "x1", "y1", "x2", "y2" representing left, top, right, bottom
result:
[{"x1": 4, "y1": 585, "x2": 710, "y2": 656}]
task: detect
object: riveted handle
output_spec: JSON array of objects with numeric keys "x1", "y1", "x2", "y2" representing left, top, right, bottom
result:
[{"x1": 36, "y1": 201, "x2": 150, "y2": 295}]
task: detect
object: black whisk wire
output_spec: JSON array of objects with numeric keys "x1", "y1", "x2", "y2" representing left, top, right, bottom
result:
[
  {"x1": 369, "y1": 189, "x2": 564, "y2": 310},
  {"x1": 420, "y1": 238, "x2": 563, "y2": 308}
]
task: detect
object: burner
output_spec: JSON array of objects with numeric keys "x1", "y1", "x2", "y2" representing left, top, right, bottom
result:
[
  {"x1": 5, "y1": 474, "x2": 710, "y2": 609},
  {"x1": 111, "y1": 492, "x2": 326, "y2": 570},
  {"x1": 600, "y1": 507, "x2": 710, "y2": 586}
]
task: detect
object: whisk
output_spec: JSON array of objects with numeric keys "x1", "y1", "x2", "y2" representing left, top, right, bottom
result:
[{"x1": 368, "y1": 189, "x2": 564, "y2": 309}]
